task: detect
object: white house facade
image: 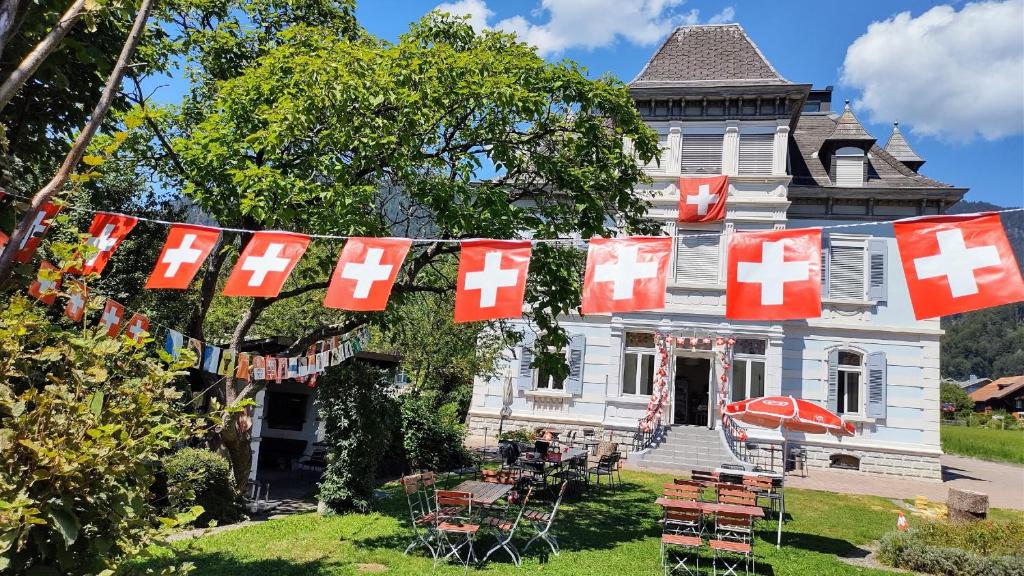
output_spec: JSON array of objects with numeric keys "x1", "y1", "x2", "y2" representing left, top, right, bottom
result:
[{"x1": 466, "y1": 24, "x2": 966, "y2": 480}]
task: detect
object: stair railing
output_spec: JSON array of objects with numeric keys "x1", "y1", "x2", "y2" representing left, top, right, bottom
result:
[
  {"x1": 720, "y1": 415, "x2": 755, "y2": 465},
  {"x1": 632, "y1": 416, "x2": 666, "y2": 451}
]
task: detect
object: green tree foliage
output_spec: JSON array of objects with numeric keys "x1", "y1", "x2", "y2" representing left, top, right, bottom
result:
[
  {"x1": 939, "y1": 381, "x2": 974, "y2": 419},
  {"x1": 315, "y1": 361, "x2": 399, "y2": 514},
  {"x1": 941, "y1": 303, "x2": 1024, "y2": 380},
  {"x1": 0, "y1": 294, "x2": 204, "y2": 575},
  {"x1": 399, "y1": 392, "x2": 470, "y2": 473},
  {"x1": 162, "y1": 447, "x2": 242, "y2": 526}
]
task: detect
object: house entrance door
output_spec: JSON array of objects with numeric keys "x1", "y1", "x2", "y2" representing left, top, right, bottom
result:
[{"x1": 673, "y1": 356, "x2": 712, "y2": 427}]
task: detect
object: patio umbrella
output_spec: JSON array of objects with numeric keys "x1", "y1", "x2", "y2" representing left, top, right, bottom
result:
[{"x1": 723, "y1": 396, "x2": 855, "y2": 548}]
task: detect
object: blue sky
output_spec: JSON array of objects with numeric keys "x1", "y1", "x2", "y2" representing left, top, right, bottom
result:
[{"x1": 352, "y1": 0, "x2": 1024, "y2": 207}]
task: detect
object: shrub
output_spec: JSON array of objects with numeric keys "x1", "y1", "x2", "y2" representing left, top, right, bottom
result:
[
  {"x1": 400, "y1": 392, "x2": 470, "y2": 472},
  {"x1": 162, "y1": 448, "x2": 241, "y2": 525},
  {"x1": 878, "y1": 519, "x2": 1024, "y2": 576},
  {"x1": 939, "y1": 382, "x2": 973, "y2": 420},
  {"x1": 0, "y1": 295, "x2": 204, "y2": 575},
  {"x1": 497, "y1": 428, "x2": 536, "y2": 444},
  {"x1": 316, "y1": 362, "x2": 399, "y2": 514}
]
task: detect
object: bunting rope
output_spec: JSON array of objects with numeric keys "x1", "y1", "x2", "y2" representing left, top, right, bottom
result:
[{"x1": 2, "y1": 189, "x2": 1021, "y2": 243}]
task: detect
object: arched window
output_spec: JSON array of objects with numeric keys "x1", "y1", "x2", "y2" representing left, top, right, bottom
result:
[
  {"x1": 836, "y1": 350, "x2": 864, "y2": 415},
  {"x1": 833, "y1": 146, "x2": 865, "y2": 188}
]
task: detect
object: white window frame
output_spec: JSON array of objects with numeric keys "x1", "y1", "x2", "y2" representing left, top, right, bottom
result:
[
  {"x1": 825, "y1": 234, "x2": 869, "y2": 303},
  {"x1": 834, "y1": 147, "x2": 865, "y2": 187},
  {"x1": 621, "y1": 331, "x2": 657, "y2": 397},
  {"x1": 837, "y1": 350, "x2": 866, "y2": 416},
  {"x1": 671, "y1": 222, "x2": 723, "y2": 286},
  {"x1": 730, "y1": 339, "x2": 767, "y2": 402}
]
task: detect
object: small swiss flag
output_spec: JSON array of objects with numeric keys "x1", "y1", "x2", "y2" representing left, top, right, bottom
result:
[
  {"x1": 727, "y1": 228, "x2": 822, "y2": 320},
  {"x1": 678, "y1": 175, "x2": 728, "y2": 223},
  {"x1": 894, "y1": 213, "x2": 1024, "y2": 319},
  {"x1": 28, "y1": 261, "x2": 61, "y2": 305},
  {"x1": 581, "y1": 237, "x2": 672, "y2": 314},
  {"x1": 64, "y1": 281, "x2": 88, "y2": 321},
  {"x1": 124, "y1": 313, "x2": 150, "y2": 343},
  {"x1": 222, "y1": 232, "x2": 310, "y2": 297},
  {"x1": 74, "y1": 212, "x2": 138, "y2": 275},
  {"x1": 146, "y1": 224, "x2": 221, "y2": 289},
  {"x1": 99, "y1": 299, "x2": 125, "y2": 337},
  {"x1": 14, "y1": 203, "x2": 62, "y2": 263},
  {"x1": 454, "y1": 240, "x2": 532, "y2": 323},
  {"x1": 0, "y1": 229, "x2": 8, "y2": 253},
  {"x1": 324, "y1": 237, "x2": 411, "y2": 311}
]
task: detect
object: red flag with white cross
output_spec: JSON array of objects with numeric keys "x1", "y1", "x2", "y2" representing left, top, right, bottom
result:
[
  {"x1": 726, "y1": 228, "x2": 822, "y2": 320},
  {"x1": 324, "y1": 237, "x2": 412, "y2": 311},
  {"x1": 454, "y1": 240, "x2": 532, "y2": 323},
  {"x1": 74, "y1": 212, "x2": 139, "y2": 275},
  {"x1": 146, "y1": 224, "x2": 221, "y2": 289},
  {"x1": 678, "y1": 176, "x2": 728, "y2": 223},
  {"x1": 581, "y1": 237, "x2": 672, "y2": 314},
  {"x1": 222, "y1": 232, "x2": 310, "y2": 297},
  {"x1": 28, "y1": 261, "x2": 61, "y2": 305},
  {"x1": 64, "y1": 280, "x2": 88, "y2": 321},
  {"x1": 893, "y1": 213, "x2": 1024, "y2": 319},
  {"x1": 99, "y1": 299, "x2": 125, "y2": 337},
  {"x1": 125, "y1": 313, "x2": 150, "y2": 343},
  {"x1": 14, "y1": 203, "x2": 62, "y2": 263}
]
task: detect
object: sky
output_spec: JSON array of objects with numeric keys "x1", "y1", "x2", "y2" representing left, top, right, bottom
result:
[{"x1": 349, "y1": 0, "x2": 1024, "y2": 207}]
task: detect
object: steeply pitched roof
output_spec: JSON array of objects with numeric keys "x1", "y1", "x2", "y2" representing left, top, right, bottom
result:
[
  {"x1": 883, "y1": 121, "x2": 925, "y2": 165},
  {"x1": 970, "y1": 376, "x2": 1024, "y2": 403},
  {"x1": 789, "y1": 113, "x2": 958, "y2": 190},
  {"x1": 824, "y1": 100, "x2": 875, "y2": 143},
  {"x1": 629, "y1": 24, "x2": 789, "y2": 88}
]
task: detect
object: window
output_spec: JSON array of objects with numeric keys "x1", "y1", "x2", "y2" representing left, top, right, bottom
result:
[
  {"x1": 622, "y1": 331, "x2": 656, "y2": 396},
  {"x1": 833, "y1": 147, "x2": 865, "y2": 187},
  {"x1": 836, "y1": 351, "x2": 864, "y2": 415},
  {"x1": 802, "y1": 101, "x2": 821, "y2": 113},
  {"x1": 674, "y1": 234, "x2": 720, "y2": 284},
  {"x1": 265, "y1": 391, "x2": 308, "y2": 431},
  {"x1": 738, "y1": 133, "x2": 774, "y2": 175},
  {"x1": 731, "y1": 338, "x2": 766, "y2": 401},
  {"x1": 536, "y1": 360, "x2": 565, "y2": 390},
  {"x1": 823, "y1": 237, "x2": 887, "y2": 302},
  {"x1": 681, "y1": 133, "x2": 723, "y2": 174}
]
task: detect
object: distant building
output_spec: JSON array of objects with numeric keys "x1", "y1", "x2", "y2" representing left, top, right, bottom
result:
[
  {"x1": 949, "y1": 374, "x2": 992, "y2": 395},
  {"x1": 969, "y1": 376, "x2": 1024, "y2": 413}
]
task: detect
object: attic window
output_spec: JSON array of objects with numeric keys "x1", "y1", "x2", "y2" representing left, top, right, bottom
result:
[{"x1": 833, "y1": 147, "x2": 864, "y2": 188}]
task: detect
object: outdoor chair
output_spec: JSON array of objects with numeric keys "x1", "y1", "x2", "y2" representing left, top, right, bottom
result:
[
  {"x1": 664, "y1": 482, "x2": 701, "y2": 502},
  {"x1": 718, "y1": 487, "x2": 758, "y2": 508},
  {"x1": 523, "y1": 480, "x2": 569, "y2": 557},
  {"x1": 690, "y1": 469, "x2": 719, "y2": 485},
  {"x1": 480, "y1": 486, "x2": 534, "y2": 567},
  {"x1": 661, "y1": 507, "x2": 704, "y2": 576},
  {"x1": 295, "y1": 447, "x2": 327, "y2": 479},
  {"x1": 742, "y1": 476, "x2": 779, "y2": 516},
  {"x1": 588, "y1": 453, "x2": 619, "y2": 489},
  {"x1": 242, "y1": 479, "x2": 270, "y2": 514},
  {"x1": 433, "y1": 490, "x2": 480, "y2": 573},
  {"x1": 615, "y1": 451, "x2": 626, "y2": 485},
  {"x1": 714, "y1": 510, "x2": 754, "y2": 543},
  {"x1": 671, "y1": 479, "x2": 705, "y2": 500},
  {"x1": 710, "y1": 511, "x2": 755, "y2": 576},
  {"x1": 401, "y1": 474, "x2": 436, "y2": 557}
]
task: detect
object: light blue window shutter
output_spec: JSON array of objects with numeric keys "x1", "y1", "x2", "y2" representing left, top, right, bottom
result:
[
  {"x1": 827, "y1": 349, "x2": 839, "y2": 413},
  {"x1": 867, "y1": 238, "x2": 887, "y2": 302},
  {"x1": 517, "y1": 333, "x2": 536, "y2": 391},
  {"x1": 820, "y1": 237, "x2": 830, "y2": 299},
  {"x1": 866, "y1": 352, "x2": 887, "y2": 419},
  {"x1": 565, "y1": 334, "x2": 587, "y2": 395}
]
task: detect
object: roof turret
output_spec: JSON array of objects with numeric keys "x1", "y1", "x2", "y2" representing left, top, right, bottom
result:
[{"x1": 883, "y1": 121, "x2": 925, "y2": 172}]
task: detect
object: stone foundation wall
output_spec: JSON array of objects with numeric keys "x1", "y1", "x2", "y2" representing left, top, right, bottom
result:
[
  {"x1": 466, "y1": 414, "x2": 637, "y2": 449},
  {"x1": 743, "y1": 442, "x2": 942, "y2": 481}
]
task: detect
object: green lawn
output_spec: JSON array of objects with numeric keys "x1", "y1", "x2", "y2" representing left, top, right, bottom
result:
[
  {"x1": 134, "y1": 469, "x2": 1000, "y2": 576},
  {"x1": 941, "y1": 424, "x2": 1024, "y2": 465}
]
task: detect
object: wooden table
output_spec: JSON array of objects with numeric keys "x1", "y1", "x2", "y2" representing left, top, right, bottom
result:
[
  {"x1": 655, "y1": 497, "x2": 765, "y2": 518},
  {"x1": 452, "y1": 480, "x2": 514, "y2": 506},
  {"x1": 714, "y1": 468, "x2": 781, "y2": 479}
]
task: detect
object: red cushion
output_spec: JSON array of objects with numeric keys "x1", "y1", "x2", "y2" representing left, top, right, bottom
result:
[
  {"x1": 709, "y1": 539, "x2": 752, "y2": 554},
  {"x1": 662, "y1": 534, "x2": 702, "y2": 547}
]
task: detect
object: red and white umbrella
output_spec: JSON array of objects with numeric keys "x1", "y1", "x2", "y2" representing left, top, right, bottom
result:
[{"x1": 722, "y1": 395, "x2": 855, "y2": 547}]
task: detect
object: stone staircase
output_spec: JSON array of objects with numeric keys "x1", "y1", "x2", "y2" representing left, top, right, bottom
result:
[{"x1": 631, "y1": 425, "x2": 747, "y2": 471}]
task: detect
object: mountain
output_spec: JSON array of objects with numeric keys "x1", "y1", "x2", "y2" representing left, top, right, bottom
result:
[{"x1": 940, "y1": 201, "x2": 1024, "y2": 381}]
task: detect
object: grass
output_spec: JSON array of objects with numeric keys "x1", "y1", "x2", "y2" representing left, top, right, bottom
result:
[
  {"x1": 941, "y1": 424, "x2": 1024, "y2": 465},
  {"x1": 133, "y1": 469, "x2": 999, "y2": 576}
]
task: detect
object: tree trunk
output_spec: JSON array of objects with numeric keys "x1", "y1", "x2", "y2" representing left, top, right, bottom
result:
[
  {"x1": 0, "y1": 0, "x2": 154, "y2": 285},
  {"x1": 219, "y1": 414, "x2": 253, "y2": 489},
  {"x1": 0, "y1": 0, "x2": 24, "y2": 63},
  {"x1": 0, "y1": 0, "x2": 87, "y2": 113}
]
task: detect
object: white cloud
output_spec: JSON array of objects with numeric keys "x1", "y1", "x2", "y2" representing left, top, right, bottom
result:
[
  {"x1": 434, "y1": 0, "x2": 494, "y2": 31},
  {"x1": 841, "y1": 1, "x2": 1024, "y2": 142},
  {"x1": 431, "y1": 0, "x2": 735, "y2": 56}
]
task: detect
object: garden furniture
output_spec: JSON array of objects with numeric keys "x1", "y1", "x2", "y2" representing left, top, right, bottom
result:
[
  {"x1": 401, "y1": 474, "x2": 436, "y2": 557},
  {"x1": 480, "y1": 486, "x2": 535, "y2": 567},
  {"x1": 718, "y1": 487, "x2": 758, "y2": 508},
  {"x1": 523, "y1": 480, "x2": 569, "y2": 557},
  {"x1": 433, "y1": 490, "x2": 480, "y2": 573},
  {"x1": 709, "y1": 511, "x2": 756, "y2": 576},
  {"x1": 588, "y1": 453, "x2": 619, "y2": 489},
  {"x1": 663, "y1": 482, "x2": 700, "y2": 503}
]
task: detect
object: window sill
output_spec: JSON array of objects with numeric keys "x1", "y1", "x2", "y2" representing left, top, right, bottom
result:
[
  {"x1": 608, "y1": 395, "x2": 653, "y2": 405},
  {"x1": 668, "y1": 282, "x2": 724, "y2": 292},
  {"x1": 525, "y1": 389, "x2": 571, "y2": 399},
  {"x1": 822, "y1": 299, "x2": 874, "y2": 308},
  {"x1": 840, "y1": 414, "x2": 876, "y2": 424}
]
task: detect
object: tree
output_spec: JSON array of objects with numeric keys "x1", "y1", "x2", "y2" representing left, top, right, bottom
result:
[
  {"x1": 123, "y1": 12, "x2": 659, "y2": 485},
  {"x1": 940, "y1": 381, "x2": 974, "y2": 420}
]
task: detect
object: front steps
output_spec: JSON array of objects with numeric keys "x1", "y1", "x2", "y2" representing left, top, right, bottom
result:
[{"x1": 630, "y1": 425, "x2": 747, "y2": 472}]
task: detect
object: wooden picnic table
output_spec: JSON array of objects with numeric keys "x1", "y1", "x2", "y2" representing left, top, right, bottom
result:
[
  {"x1": 655, "y1": 497, "x2": 765, "y2": 518},
  {"x1": 452, "y1": 480, "x2": 515, "y2": 506}
]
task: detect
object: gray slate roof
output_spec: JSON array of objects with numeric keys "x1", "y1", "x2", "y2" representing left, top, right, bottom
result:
[
  {"x1": 790, "y1": 114, "x2": 955, "y2": 190},
  {"x1": 883, "y1": 122, "x2": 925, "y2": 164},
  {"x1": 629, "y1": 24, "x2": 789, "y2": 88},
  {"x1": 825, "y1": 100, "x2": 876, "y2": 143}
]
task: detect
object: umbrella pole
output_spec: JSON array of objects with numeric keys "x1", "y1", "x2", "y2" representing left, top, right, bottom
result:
[{"x1": 777, "y1": 435, "x2": 786, "y2": 548}]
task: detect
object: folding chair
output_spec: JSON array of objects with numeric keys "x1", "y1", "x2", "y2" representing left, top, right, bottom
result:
[
  {"x1": 400, "y1": 474, "x2": 436, "y2": 557},
  {"x1": 713, "y1": 510, "x2": 754, "y2": 544},
  {"x1": 742, "y1": 475, "x2": 778, "y2": 516},
  {"x1": 661, "y1": 506, "x2": 704, "y2": 576},
  {"x1": 669, "y1": 480, "x2": 703, "y2": 501},
  {"x1": 480, "y1": 486, "x2": 534, "y2": 567},
  {"x1": 710, "y1": 512, "x2": 754, "y2": 576},
  {"x1": 433, "y1": 490, "x2": 479, "y2": 573},
  {"x1": 718, "y1": 487, "x2": 757, "y2": 508},
  {"x1": 523, "y1": 480, "x2": 569, "y2": 557}
]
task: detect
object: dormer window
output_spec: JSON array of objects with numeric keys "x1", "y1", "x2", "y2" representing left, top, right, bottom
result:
[{"x1": 833, "y1": 146, "x2": 865, "y2": 187}]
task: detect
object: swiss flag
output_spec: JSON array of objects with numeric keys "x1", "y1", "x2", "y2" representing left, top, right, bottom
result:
[
  {"x1": 581, "y1": 237, "x2": 672, "y2": 314},
  {"x1": 146, "y1": 224, "x2": 221, "y2": 289},
  {"x1": 222, "y1": 232, "x2": 310, "y2": 297},
  {"x1": 678, "y1": 176, "x2": 728, "y2": 223},
  {"x1": 0, "y1": 229, "x2": 8, "y2": 253},
  {"x1": 124, "y1": 313, "x2": 150, "y2": 343},
  {"x1": 726, "y1": 228, "x2": 822, "y2": 320},
  {"x1": 99, "y1": 299, "x2": 125, "y2": 337},
  {"x1": 324, "y1": 237, "x2": 411, "y2": 311},
  {"x1": 74, "y1": 212, "x2": 138, "y2": 275},
  {"x1": 64, "y1": 280, "x2": 88, "y2": 321},
  {"x1": 454, "y1": 240, "x2": 532, "y2": 323},
  {"x1": 894, "y1": 213, "x2": 1024, "y2": 319},
  {"x1": 28, "y1": 261, "x2": 61, "y2": 305},
  {"x1": 14, "y1": 203, "x2": 62, "y2": 263}
]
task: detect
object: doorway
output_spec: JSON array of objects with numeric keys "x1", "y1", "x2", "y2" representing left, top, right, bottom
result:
[{"x1": 673, "y1": 356, "x2": 712, "y2": 426}]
